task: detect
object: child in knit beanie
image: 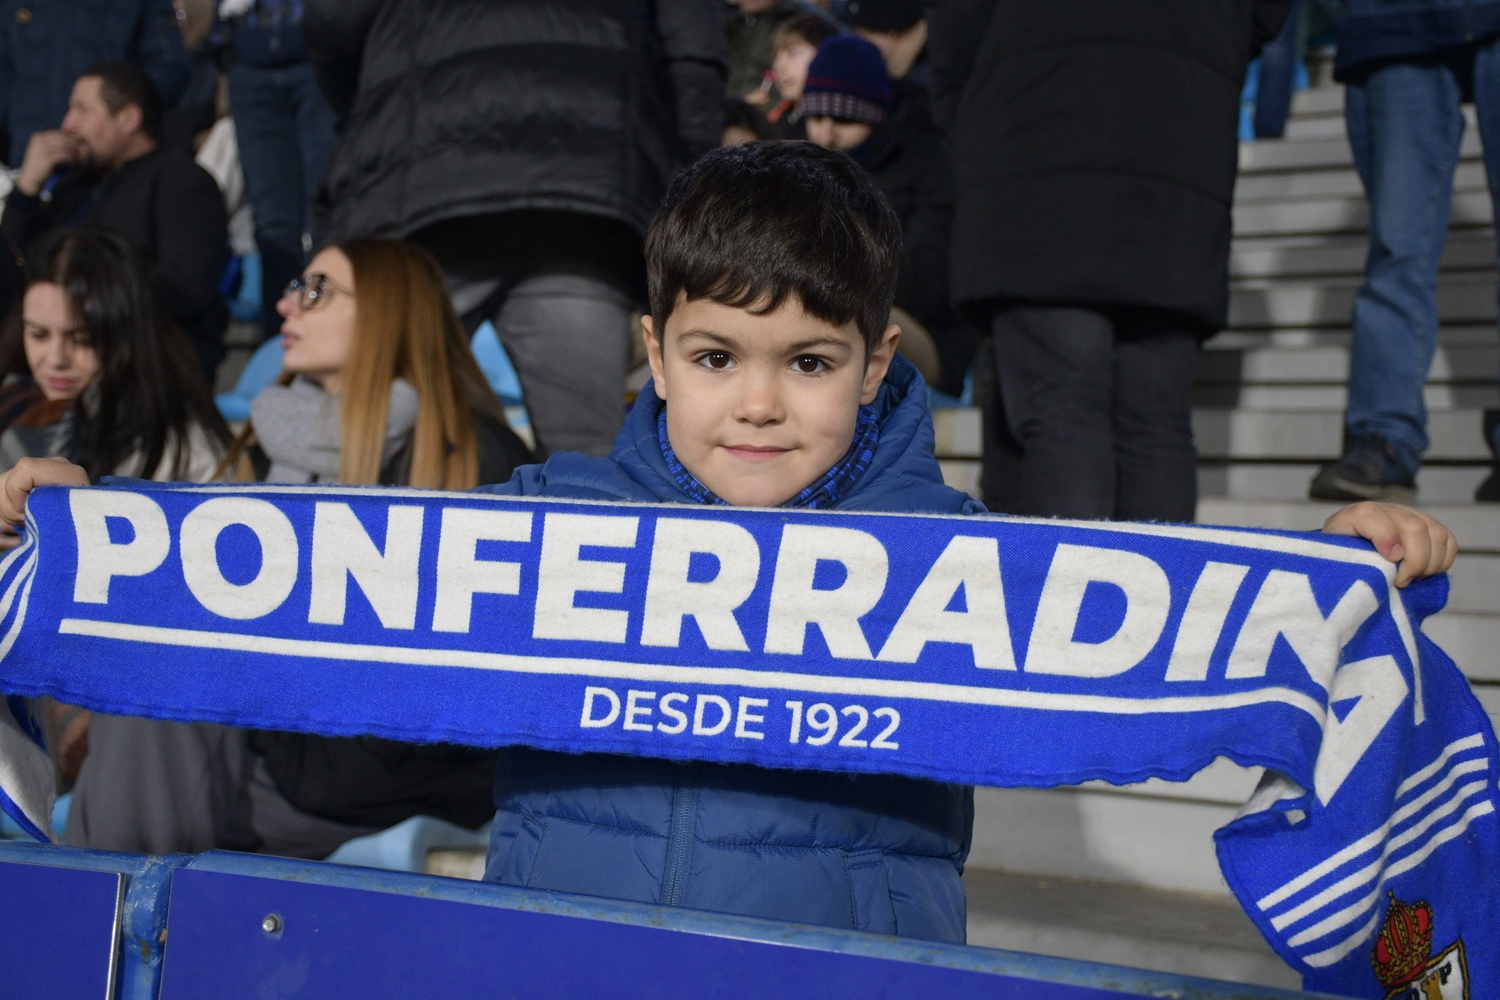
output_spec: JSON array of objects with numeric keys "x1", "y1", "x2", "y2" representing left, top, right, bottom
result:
[{"x1": 801, "y1": 34, "x2": 895, "y2": 156}]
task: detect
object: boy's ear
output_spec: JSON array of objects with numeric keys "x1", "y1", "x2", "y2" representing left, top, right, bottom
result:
[
  {"x1": 642, "y1": 314, "x2": 667, "y2": 401},
  {"x1": 860, "y1": 323, "x2": 901, "y2": 405}
]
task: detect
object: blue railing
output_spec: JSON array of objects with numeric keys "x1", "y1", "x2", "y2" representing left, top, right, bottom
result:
[{"x1": 0, "y1": 840, "x2": 1333, "y2": 999}]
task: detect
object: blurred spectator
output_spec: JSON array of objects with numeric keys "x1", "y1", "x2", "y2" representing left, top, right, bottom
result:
[
  {"x1": 0, "y1": 228, "x2": 229, "y2": 788},
  {"x1": 304, "y1": 0, "x2": 725, "y2": 459},
  {"x1": 929, "y1": 0, "x2": 1290, "y2": 521},
  {"x1": 1252, "y1": 0, "x2": 1304, "y2": 138},
  {"x1": 68, "y1": 238, "x2": 528, "y2": 857},
  {"x1": 726, "y1": 0, "x2": 835, "y2": 103},
  {"x1": 1309, "y1": 0, "x2": 1499, "y2": 501},
  {"x1": 220, "y1": 0, "x2": 337, "y2": 343},
  {"x1": 0, "y1": 0, "x2": 189, "y2": 166},
  {"x1": 804, "y1": 36, "x2": 968, "y2": 392},
  {"x1": 760, "y1": 13, "x2": 841, "y2": 138},
  {"x1": 847, "y1": 0, "x2": 927, "y2": 86},
  {"x1": 162, "y1": 0, "x2": 223, "y2": 153},
  {"x1": 723, "y1": 99, "x2": 774, "y2": 146},
  {"x1": 0, "y1": 227, "x2": 227, "y2": 484},
  {"x1": 0, "y1": 63, "x2": 228, "y2": 382}
]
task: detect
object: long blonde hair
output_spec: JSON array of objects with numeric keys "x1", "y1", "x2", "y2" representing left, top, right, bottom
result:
[{"x1": 222, "y1": 238, "x2": 504, "y2": 489}]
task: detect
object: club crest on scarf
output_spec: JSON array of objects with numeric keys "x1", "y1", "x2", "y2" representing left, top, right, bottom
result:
[{"x1": 1373, "y1": 894, "x2": 1469, "y2": 1000}]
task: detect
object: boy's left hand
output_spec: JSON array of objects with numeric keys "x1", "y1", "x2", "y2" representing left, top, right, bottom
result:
[{"x1": 1322, "y1": 502, "x2": 1457, "y2": 588}]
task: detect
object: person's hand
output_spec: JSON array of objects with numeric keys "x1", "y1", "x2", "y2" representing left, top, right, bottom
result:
[
  {"x1": 0, "y1": 457, "x2": 90, "y2": 528},
  {"x1": 15, "y1": 131, "x2": 79, "y2": 197},
  {"x1": 1322, "y1": 501, "x2": 1457, "y2": 588}
]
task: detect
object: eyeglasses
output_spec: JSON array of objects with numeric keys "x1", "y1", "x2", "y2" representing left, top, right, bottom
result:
[{"x1": 282, "y1": 273, "x2": 354, "y2": 311}]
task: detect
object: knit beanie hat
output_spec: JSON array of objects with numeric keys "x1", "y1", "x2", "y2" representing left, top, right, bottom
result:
[{"x1": 801, "y1": 35, "x2": 894, "y2": 126}]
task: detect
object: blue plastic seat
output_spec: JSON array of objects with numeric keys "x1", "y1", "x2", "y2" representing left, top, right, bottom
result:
[
  {"x1": 215, "y1": 337, "x2": 285, "y2": 423},
  {"x1": 323, "y1": 815, "x2": 491, "y2": 873}
]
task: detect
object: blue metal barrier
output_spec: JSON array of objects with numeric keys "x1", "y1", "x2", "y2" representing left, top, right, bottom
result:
[{"x1": 0, "y1": 842, "x2": 1332, "y2": 999}]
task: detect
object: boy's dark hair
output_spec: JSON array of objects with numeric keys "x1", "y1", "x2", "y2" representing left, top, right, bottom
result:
[
  {"x1": 646, "y1": 141, "x2": 901, "y2": 352},
  {"x1": 774, "y1": 12, "x2": 841, "y2": 53},
  {"x1": 80, "y1": 61, "x2": 164, "y2": 142}
]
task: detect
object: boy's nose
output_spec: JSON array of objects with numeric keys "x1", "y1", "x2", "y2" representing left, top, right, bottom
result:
[{"x1": 734, "y1": 372, "x2": 784, "y2": 425}]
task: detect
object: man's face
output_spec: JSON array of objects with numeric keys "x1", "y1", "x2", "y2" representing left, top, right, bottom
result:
[
  {"x1": 644, "y1": 295, "x2": 898, "y2": 507},
  {"x1": 771, "y1": 38, "x2": 818, "y2": 102},
  {"x1": 60, "y1": 77, "x2": 140, "y2": 170}
]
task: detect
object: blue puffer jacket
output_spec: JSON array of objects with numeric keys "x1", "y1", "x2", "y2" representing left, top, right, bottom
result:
[
  {"x1": 473, "y1": 355, "x2": 985, "y2": 942},
  {"x1": 1336, "y1": 0, "x2": 1500, "y2": 79}
]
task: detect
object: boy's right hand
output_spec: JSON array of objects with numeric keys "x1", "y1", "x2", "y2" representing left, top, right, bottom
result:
[{"x1": 0, "y1": 458, "x2": 90, "y2": 547}]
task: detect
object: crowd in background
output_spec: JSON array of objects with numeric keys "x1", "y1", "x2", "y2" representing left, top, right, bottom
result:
[{"x1": 0, "y1": 0, "x2": 1494, "y2": 857}]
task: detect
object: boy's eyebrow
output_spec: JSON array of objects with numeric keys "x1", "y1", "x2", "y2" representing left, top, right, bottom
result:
[{"x1": 675, "y1": 329, "x2": 856, "y2": 355}]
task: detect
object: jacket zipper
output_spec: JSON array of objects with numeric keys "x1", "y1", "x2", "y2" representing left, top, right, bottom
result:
[{"x1": 660, "y1": 766, "x2": 700, "y2": 907}]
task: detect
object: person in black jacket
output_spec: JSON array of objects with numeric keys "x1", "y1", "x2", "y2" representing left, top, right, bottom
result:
[
  {"x1": 928, "y1": 0, "x2": 1290, "y2": 521},
  {"x1": 303, "y1": 0, "x2": 726, "y2": 460},
  {"x1": 0, "y1": 62, "x2": 228, "y2": 383},
  {"x1": 804, "y1": 36, "x2": 971, "y2": 395}
]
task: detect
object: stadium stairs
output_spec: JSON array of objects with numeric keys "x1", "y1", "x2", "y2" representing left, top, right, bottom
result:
[{"x1": 924, "y1": 79, "x2": 1500, "y2": 989}]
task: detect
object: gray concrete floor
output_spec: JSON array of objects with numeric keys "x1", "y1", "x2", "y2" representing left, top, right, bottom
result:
[{"x1": 963, "y1": 868, "x2": 1302, "y2": 991}]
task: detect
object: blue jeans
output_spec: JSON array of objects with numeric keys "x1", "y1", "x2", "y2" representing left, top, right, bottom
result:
[
  {"x1": 228, "y1": 60, "x2": 338, "y2": 342},
  {"x1": 1344, "y1": 41, "x2": 1500, "y2": 473},
  {"x1": 1253, "y1": 0, "x2": 1302, "y2": 139}
]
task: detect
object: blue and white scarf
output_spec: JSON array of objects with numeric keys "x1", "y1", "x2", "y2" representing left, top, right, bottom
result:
[{"x1": 0, "y1": 482, "x2": 1494, "y2": 999}]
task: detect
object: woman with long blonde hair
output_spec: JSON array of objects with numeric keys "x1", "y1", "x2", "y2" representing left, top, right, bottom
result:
[
  {"x1": 225, "y1": 236, "x2": 531, "y2": 488},
  {"x1": 67, "y1": 237, "x2": 530, "y2": 858}
]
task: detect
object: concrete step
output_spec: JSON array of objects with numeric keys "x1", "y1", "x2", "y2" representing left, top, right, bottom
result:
[
  {"x1": 1474, "y1": 681, "x2": 1500, "y2": 727},
  {"x1": 1234, "y1": 159, "x2": 1487, "y2": 203},
  {"x1": 1196, "y1": 497, "x2": 1500, "y2": 550},
  {"x1": 1238, "y1": 129, "x2": 1483, "y2": 172},
  {"x1": 1234, "y1": 189, "x2": 1493, "y2": 239},
  {"x1": 932, "y1": 407, "x2": 982, "y2": 459},
  {"x1": 1446, "y1": 551, "x2": 1500, "y2": 614},
  {"x1": 1197, "y1": 462, "x2": 1488, "y2": 504},
  {"x1": 1194, "y1": 383, "x2": 1497, "y2": 410},
  {"x1": 1281, "y1": 111, "x2": 1351, "y2": 140},
  {"x1": 1192, "y1": 407, "x2": 1489, "y2": 461},
  {"x1": 1207, "y1": 322, "x2": 1500, "y2": 350},
  {"x1": 1227, "y1": 275, "x2": 1496, "y2": 329},
  {"x1": 1291, "y1": 86, "x2": 1344, "y2": 116},
  {"x1": 970, "y1": 782, "x2": 1239, "y2": 897},
  {"x1": 963, "y1": 869, "x2": 1299, "y2": 990},
  {"x1": 1231, "y1": 230, "x2": 1495, "y2": 281},
  {"x1": 1197, "y1": 342, "x2": 1497, "y2": 384},
  {"x1": 1424, "y1": 613, "x2": 1500, "y2": 682}
]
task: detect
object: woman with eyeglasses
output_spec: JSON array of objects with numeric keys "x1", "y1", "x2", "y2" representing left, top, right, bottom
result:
[
  {"x1": 222, "y1": 237, "x2": 532, "y2": 487},
  {"x1": 65, "y1": 237, "x2": 533, "y2": 859}
]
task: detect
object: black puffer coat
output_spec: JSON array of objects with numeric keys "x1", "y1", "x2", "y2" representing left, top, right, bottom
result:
[
  {"x1": 928, "y1": 0, "x2": 1288, "y2": 332},
  {"x1": 304, "y1": 0, "x2": 726, "y2": 244}
]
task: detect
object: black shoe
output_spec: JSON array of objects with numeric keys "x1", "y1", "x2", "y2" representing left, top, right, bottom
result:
[
  {"x1": 1309, "y1": 434, "x2": 1417, "y2": 503},
  {"x1": 1477, "y1": 409, "x2": 1500, "y2": 502}
]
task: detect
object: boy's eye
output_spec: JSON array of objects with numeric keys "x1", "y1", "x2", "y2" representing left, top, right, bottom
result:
[
  {"x1": 792, "y1": 355, "x2": 827, "y2": 374},
  {"x1": 699, "y1": 351, "x2": 734, "y2": 370}
]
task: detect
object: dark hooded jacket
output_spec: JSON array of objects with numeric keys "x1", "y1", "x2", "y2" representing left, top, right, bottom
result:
[
  {"x1": 304, "y1": 0, "x2": 726, "y2": 253},
  {"x1": 473, "y1": 355, "x2": 984, "y2": 941},
  {"x1": 927, "y1": 0, "x2": 1289, "y2": 331}
]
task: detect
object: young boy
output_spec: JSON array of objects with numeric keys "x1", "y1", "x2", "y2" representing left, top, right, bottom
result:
[{"x1": 0, "y1": 143, "x2": 1458, "y2": 942}]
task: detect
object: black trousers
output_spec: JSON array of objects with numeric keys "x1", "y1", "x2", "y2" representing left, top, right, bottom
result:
[{"x1": 981, "y1": 303, "x2": 1200, "y2": 522}]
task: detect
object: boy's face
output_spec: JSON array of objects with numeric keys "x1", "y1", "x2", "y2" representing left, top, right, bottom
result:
[
  {"x1": 643, "y1": 295, "x2": 899, "y2": 508},
  {"x1": 772, "y1": 38, "x2": 818, "y2": 102}
]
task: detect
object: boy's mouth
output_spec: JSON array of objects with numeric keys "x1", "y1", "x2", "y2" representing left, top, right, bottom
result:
[{"x1": 723, "y1": 444, "x2": 792, "y2": 462}]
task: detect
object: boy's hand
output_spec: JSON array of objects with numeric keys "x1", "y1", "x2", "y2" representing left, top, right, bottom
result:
[
  {"x1": 1322, "y1": 501, "x2": 1457, "y2": 588},
  {"x1": 0, "y1": 457, "x2": 90, "y2": 535}
]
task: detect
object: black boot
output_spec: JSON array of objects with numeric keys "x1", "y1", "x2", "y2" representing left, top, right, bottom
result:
[
  {"x1": 1476, "y1": 409, "x2": 1500, "y2": 502},
  {"x1": 1309, "y1": 433, "x2": 1417, "y2": 503}
]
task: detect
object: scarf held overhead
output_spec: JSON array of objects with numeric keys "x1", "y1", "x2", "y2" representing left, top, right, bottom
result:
[{"x1": 0, "y1": 483, "x2": 1494, "y2": 998}]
